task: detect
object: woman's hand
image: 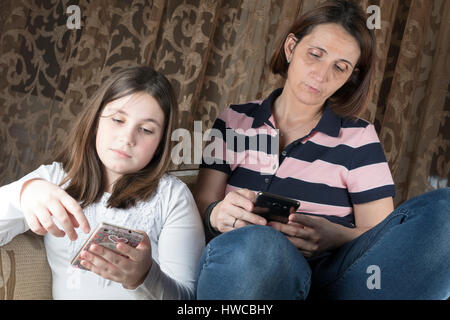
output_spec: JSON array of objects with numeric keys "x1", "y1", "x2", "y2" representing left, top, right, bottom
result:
[
  {"x1": 268, "y1": 213, "x2": 359, "y2": 257},
  {"x1": 79, "y1": 232, "x2": 153, "y2": 290},
  {"x1": 20, "y1": 179, "x2": 90, "y2": 240},
  {"x1": 210, "y1": 189, "x2": 267, "y2": 233}
]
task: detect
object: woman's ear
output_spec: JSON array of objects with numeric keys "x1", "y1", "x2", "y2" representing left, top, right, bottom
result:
[
  {"x1": 284, "y1": 33, "x2": 298, "y2": 64},
  {"x1": 348, "y1": 67, "x2": 360, "y2": 84}
]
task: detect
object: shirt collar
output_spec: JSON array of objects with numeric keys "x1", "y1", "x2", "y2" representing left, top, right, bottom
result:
[
  {"x1": 315, "y1": 103, "x2": 342, "y2": 137},
  {"x1": 251, "y1": 88, "x2": 281, "y2": 129},
  {"x1": 251, "y1": 87, "x2": 342, "y2": 137}
]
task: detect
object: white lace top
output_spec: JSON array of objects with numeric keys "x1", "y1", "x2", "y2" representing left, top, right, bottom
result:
[{"x1": 0, "y1": 162, "x2": 205, "y2": 300}]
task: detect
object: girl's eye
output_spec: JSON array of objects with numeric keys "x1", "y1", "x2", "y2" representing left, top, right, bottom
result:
[
  {"x1": 112, "y1": 118, "x2": 124, "y2": 123},
  {"x1": 309, "y1": 52, "x2": 321, "y2": 58},
  {"x1": 140, "y1": 127, "x2": 153, "y2": 134}
]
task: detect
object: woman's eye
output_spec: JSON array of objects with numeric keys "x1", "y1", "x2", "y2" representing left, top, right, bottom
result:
[
  {"x1": 309, "y1": 52, "x2": 321, "y2": 58},
  {"x1": 335, "y1": 64, "x2": 346, "y2": 73},
  {"x1": 112, "y1": 118, "x2": 124, "y2": 123}
]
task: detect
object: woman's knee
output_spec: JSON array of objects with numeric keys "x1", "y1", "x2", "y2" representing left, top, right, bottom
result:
[
  {"x1": 197, "y1": 225, "x2": 311, "y2": 299},
  {"x1": 400, "y1": 188, "x2": 449, "y2": 214},
  {"x1": 397, "y1": 188, "x2": 450, "y2": 245},
  {"x1": 207, "y1": 225, "x2": 299, "y2": 268}
]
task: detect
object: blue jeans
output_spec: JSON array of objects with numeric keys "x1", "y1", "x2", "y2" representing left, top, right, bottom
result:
[{"x1": 196, "y1": 188, "x2": 450, "y2": 299}]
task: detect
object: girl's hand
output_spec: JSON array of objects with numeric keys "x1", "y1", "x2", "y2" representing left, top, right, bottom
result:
[
  {"x1": 210, "y1": 189, "x2": 266, "y2": 233},
  {"x1": 79, "y1": 232, "x2": 153, "y2": 290},
  {"x1": 268, "y1": 213, "x2": 354, "y2": 258},
  {"x1": 20, "y1": 179, "x2": 90, "y2": 240}
]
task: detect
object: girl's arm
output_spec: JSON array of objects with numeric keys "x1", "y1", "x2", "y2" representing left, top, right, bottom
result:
[
  {"x1": 0, "y1": 163, "x2": 57, "y2": 245},
  {"x1": 0, "y1": 177, "x2": 30, "y2": 245},
  {"x1": 0, "y1": 162, "x2": 89, "y2": 245},
  {"x1": 130, "y1": 178, "x2": 205, "y2": 300}
]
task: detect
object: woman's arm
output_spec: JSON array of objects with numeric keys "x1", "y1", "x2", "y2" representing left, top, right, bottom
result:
[
  {"x1": 322, "y1": 196, "x2": 395, "y2": 247},
  {"x1": 193, "y1": 168, "x2": 266, "y2": 235},
  {"x1": 269, "y1": 196, "x2": 395, "y2": 257},
  {"x1": 352, "y1": 196, "x2": 394, "y2": 234},
  {"x1": 193, "y1": 168, "x2": 228, "y2": 219}
]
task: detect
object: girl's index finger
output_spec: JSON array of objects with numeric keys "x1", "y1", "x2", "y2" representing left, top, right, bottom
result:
[{"x1": 60, "y1": 194, "x2": 90, "y2": 234}]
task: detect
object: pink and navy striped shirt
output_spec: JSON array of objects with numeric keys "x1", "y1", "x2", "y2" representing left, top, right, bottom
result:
[{"x1": 201, "y1": 88, "x2": 395, "y2": 227}]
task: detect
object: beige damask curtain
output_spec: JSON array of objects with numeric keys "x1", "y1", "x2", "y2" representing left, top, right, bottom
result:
[{"x1": 0, "y1": 0, "x2": 448, "y2": 207}]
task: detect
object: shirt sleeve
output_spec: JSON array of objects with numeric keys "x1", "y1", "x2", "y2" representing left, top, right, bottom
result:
[
  {"x1": 347, "y1": 124, "x2": 396, "y2": 204},
  {"x1": 0, "y1": 162, "x2": 66, "y2": 245},
  {"x1": 129, "y1": 177, "x2": 205, "y2": 300},
  {"x1": 199, "y1": 108, "x2": 232, "y2": 175}
]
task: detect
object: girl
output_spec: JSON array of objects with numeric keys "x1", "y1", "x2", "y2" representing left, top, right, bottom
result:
[{"x1": 0, "y1": 66, "x2": 205, "y2": 299}]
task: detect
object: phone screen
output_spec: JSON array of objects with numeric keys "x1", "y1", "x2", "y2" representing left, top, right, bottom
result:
[
  {"x1": 253, "y1": 192, "x2": 300, "y2": 223},
  {"x1": 70, "y1": 222, "x2": 144, "y2": 270}
]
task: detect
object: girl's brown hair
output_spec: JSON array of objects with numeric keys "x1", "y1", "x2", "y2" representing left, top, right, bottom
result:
[
  {"x1": 270, "y1": 0, "x2": 375, "y2": 118},
  {"x1": 55, "y1": 66, "x2": 178, "y2": 209}
]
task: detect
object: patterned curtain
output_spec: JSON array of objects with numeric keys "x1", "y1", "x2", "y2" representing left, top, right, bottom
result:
[{"x1": 0, "y1": 0, "x2": 448, "y2": 207}]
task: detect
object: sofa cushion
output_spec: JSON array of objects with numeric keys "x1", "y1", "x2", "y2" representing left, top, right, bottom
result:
[{"x1": 0, "y1": 231, "x2": 52, "y2": 300}]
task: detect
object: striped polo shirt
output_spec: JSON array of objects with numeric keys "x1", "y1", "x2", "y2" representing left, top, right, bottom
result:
[{"x1": 200, "y1": 88, "x2": 395, "y2": 227}]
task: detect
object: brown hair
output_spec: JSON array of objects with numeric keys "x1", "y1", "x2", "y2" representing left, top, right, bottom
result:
[
  {"x1": 55, "y1": 66, "x2": 178, "y2": 209},
  {"x1": 270, "y1": 0, "x2": 375, "y2": 118}
]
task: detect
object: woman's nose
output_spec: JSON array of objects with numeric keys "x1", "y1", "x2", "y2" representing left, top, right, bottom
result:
[{"x1": 311, "y1": 63, "x2": 329, "y2": 82}]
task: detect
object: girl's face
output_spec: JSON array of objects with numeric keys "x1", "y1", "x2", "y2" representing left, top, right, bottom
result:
[
  {"x1": 284, "y1": 23, "x2": 361, "y2": 108},
  {"x1": 96, "y1": 92, "x2": 165, "y2": 190}
]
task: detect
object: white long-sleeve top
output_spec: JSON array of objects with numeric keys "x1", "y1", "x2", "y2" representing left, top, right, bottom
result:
[{"x1": 0, "y1": 162, "x2": 205, "y2": 300}]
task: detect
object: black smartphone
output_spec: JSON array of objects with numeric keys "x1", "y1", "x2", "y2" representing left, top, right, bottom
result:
[{"x1": 253, "y1": 191, "x2": 300, "y2": 223}]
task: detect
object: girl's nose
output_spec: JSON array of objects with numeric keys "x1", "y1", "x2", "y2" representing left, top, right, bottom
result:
[{"x1": 119, "y1": 127, "x2": 136, "y2": 146}]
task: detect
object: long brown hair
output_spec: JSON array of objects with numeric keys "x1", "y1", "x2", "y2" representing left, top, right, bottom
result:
[
  {"x1": 55, "y1": 66, "x2": 178, "y2": 209},
  {"x1": 270, "y1": 0, "x2": 375, "y2": 118}
]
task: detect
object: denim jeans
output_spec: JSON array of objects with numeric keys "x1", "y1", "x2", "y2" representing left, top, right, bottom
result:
[{"x1": 195, "y1": 188, "x2": 450, "y2": 300}]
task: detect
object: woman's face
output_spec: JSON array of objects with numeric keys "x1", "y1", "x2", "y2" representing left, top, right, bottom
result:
[
  {"x1": 284, "y1": 23, "x2": 361, "y2": 107},
  {"x1": 95, "y1": 92, "x2": 165, "y2": 189}
]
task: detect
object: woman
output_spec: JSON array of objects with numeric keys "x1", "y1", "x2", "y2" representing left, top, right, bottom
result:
[{"x1": 194, "y1": 0, "x2": 450, "y2": 299}]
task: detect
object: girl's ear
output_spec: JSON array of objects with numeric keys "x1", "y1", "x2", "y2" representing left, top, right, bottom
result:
[{"x1": 155, "y1": 135, "x2": 166, "y2": 157}]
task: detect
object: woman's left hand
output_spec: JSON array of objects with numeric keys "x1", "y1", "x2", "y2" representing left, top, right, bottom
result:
[
  {"x1": 79, "y1": 232, "x2": 153, "y2": 290},
  {"x1": 268, "y1": 214, "x2": 354, "y2": 258}
]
